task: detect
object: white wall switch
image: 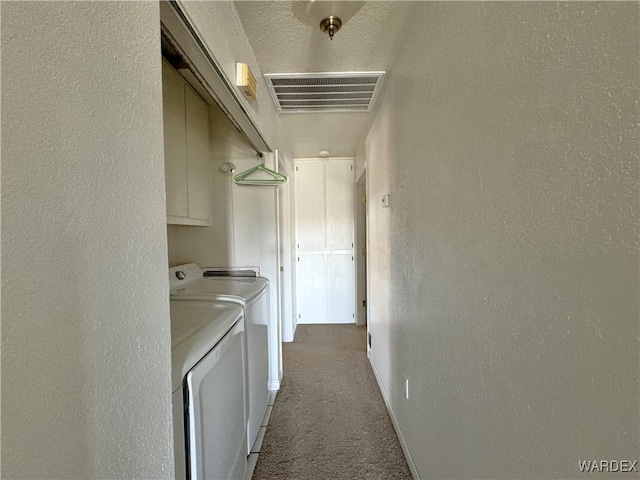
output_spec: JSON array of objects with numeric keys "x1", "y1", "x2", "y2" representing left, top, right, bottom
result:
[
  {"x1": 382, "y1": 194, "x2": 390, "y2": 207},
  {"x1": 403, "y1": 374, "x2": 409, "y2": 399}
]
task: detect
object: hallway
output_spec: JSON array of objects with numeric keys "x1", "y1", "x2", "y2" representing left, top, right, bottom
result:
[
  {"x1": 3, "y1": 3, "x2": 638, "y2": 478},
  {"x1": 252, "y1": 325, "x2": 412, "y2": 480}
]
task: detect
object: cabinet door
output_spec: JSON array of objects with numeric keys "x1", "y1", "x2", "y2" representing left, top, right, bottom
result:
[
  {"x1": 297, "y1": 254, "x2": 327, "y2": 324},
  {"x1": 162, "y1": 60, "x2": 188, "y2": 218},
  {"x1": 326, "y1": 161, "x2": 354, "y2": 251},
  {"x1": 185, "y1": 86, "x2": 210, "y2": 221},
  {"x1": 295, "y1": 162, "x2": 325, "y2": 252},
  {"x1": 326, "y1": 253, "x2": 355, "y2": 323}
]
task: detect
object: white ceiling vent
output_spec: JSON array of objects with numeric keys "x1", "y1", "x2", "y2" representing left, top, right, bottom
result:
[{"x1": 264, "y1": 72, "x2": 385, "y2": 113}]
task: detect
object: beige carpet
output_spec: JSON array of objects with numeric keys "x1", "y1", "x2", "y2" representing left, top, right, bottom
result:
[{"x1": 252, "y1": 325, "x2": 413, "y2": 480}]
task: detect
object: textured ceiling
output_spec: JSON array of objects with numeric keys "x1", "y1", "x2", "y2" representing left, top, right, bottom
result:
[{"x1": 234, "y1": 1, "x2": 416, "y2": 157}]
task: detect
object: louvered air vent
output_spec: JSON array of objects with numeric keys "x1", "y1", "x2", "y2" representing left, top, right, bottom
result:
[{"x1": 264, "y1": 72, "x2": 385, "y2": 113}]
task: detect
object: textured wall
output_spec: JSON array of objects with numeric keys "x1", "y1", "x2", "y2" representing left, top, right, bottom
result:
[
  {"x1": 366, "y1": 3, "x2": 639, "y2": 479},
  {"x1": 1, "y1": 2, "x2": 174, "y2": 478}
]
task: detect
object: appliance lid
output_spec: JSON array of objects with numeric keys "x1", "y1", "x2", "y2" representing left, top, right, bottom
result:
[
  {"x1": 170, "y1": 301, "x2": 243, "y2": 392},
  {"x1": 170, "y1": 276, "x2": 269, "y2": 305}
]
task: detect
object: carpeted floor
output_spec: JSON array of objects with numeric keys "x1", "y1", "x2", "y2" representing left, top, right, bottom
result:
[{"x1": 252, "y1": 325, "x2": 412, "y2": 480}]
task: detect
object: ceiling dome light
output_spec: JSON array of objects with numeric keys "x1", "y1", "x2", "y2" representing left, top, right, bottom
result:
[{"x1": 319, "y1": 150, "x2": 331, "y2": 157}]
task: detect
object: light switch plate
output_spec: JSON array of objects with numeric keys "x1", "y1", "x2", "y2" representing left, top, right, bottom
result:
[{"x1": 382, "y1": 194, "x2": 390, "y2": 207}]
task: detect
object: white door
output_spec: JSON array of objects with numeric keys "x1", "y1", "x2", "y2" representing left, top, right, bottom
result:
[{"x1": 295, "y1": 159, "x2": 355, "y2": 324}]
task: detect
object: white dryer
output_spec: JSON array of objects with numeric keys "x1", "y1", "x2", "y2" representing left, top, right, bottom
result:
[
  {"x1": 170, "y1": 300, "x2": 247, "y2": 480},
  {"x1": 170, "y1": 263, "x2": 270, "y2": 455}
]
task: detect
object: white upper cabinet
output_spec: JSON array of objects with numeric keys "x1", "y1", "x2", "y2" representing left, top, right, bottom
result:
[{"x1": 162, "y1": 59, "x2": 211, "y2": 226}]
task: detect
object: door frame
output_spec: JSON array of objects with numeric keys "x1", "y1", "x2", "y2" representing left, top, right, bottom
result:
[
  {"x1": 355, "y1": 168, "x2": 368, "y2": 327},
  {"x1": 276, "y1": 154, "x2": 296, "y2": 343}
]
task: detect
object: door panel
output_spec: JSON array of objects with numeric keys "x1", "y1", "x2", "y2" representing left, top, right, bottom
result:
[
  {"x1": 162, "y1": 60, "x2": 188, "y2": 217},
  {"x1": 244, "y1": 296, "x2": 269, "y2": 453},
  {"x1": 185, "y1": 323, "x2": 247, "y2": 480},
  {"x1": 185, "y1": 86, "x2": 210, "y2": 221},
  {"x1": 295, "y1": 162, "x2": 325, "y2": 252},
  {"x1": 326, "y1": 253, "x2": 355, "y2": 324},
  {"x1": 326, "y1": 161, "x2": 354, "y2": 251},
  {"x1": 297, "y1": 254, "x2": 327, "y2": 324}
]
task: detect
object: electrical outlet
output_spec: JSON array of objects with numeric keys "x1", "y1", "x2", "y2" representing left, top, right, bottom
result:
[{"x1": 403, "y1": 374, "x2": 409, "y2": 400}]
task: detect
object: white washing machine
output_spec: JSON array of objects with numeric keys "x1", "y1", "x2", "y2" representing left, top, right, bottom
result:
[
  {"x1": 170, "y1": 263, "x2": 270, "y2": 455},
  {"x1": 170, "y1": 300, "x2": 247, "y2": 480}
]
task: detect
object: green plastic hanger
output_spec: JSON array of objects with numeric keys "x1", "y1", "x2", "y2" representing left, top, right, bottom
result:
[{"x1": 233, "y1": 153, "x2": 288, "y2": 186}]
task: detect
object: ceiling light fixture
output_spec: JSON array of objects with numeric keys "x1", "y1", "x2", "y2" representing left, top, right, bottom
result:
[
  {"x1": 319, "y1": 150, "x2": 331, "y2": 157},
  {"x1": 292, "y1": 1, "x2": 364, "y2": 41},
  {"x1": 319, "y1": 16, "x2": 341, "y2": 40}
]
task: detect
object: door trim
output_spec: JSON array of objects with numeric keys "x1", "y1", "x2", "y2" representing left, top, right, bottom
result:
[{"x1": 355, "y1": 168, "x2": 367, "y2": 327}]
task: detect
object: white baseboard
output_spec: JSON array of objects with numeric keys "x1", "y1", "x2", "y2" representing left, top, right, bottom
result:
[
  {"x1": 267, "y1": 379, "x2": 280, "y2": 390},
  {"x1": 368, "y1": 356, "x2": 420, "y2": 480}
]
